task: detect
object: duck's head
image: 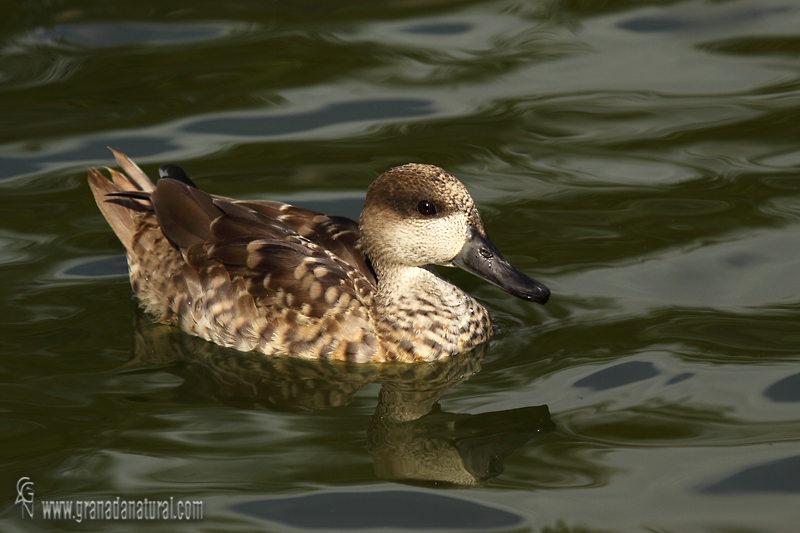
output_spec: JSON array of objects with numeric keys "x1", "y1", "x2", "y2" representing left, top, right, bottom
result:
[{"x1": 359, "y1": 164, "x2": 550, "y2": 304}]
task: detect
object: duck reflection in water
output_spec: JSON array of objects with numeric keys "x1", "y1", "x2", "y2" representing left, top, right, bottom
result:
[{"x1": 124, "y1": 315, "x2": 554, "y2": 488}]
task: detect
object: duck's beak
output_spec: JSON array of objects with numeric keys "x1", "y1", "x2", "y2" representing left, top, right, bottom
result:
[{"x1": 451, "y1": 226, "x2": 550, "y2": 304}]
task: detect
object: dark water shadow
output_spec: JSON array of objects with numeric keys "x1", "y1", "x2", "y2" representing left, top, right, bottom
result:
[
  {"x1": 184, "y1": 98, "x2": 436, "y2": 137},
  {"x1": 0, "y1": 136, "x2": 175, "y2": 181},
  {"x1": 230, "y1": 489, "x2": 524, "y2": 530},
  {"x1": 122, "y1": 315, "x2": 555, "y2": 488},
  {"x1": 58, "y1": 255, "x2": 129, "y2": 279},
  {"x1": 402, "y1": 22, "x2": 474, "y2": 35},
  {"x1": 618, "y1": 6, "x2": 791, "y2": 33},
  {"x1": 701, "y1": 454, "x2": 800, "y2": 494},
  {"x1": 573, "y1": 361, "x2": 660, "y2": 391},
  {"x1": 764, "y1": 371, "x2": 800, "y2": 403}
]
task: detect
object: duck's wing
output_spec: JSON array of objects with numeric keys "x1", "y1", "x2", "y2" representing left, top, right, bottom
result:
[
  {"x1": 91, "y1": 151, "x2": 380, "y2": 360},
  {"x1": 234, "y1": 200, "x2": 376, "y2": 286},
  {"x1": 149, "y1": 177, "x2": 377, "y2": 319}
]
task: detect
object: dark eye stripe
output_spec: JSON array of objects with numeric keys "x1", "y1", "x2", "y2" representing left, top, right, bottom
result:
[{"x1": 416, "y1": 200, "x2": 437, "y2": 216}]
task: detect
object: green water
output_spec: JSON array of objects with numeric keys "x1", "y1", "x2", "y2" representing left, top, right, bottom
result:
[{"x1": 2, "y1": 0, "x2": 800, "y2": 531}]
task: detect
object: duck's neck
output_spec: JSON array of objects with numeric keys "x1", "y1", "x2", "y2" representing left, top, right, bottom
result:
[
  {"x1": 374, "y1": 263, "x2": 448, "y2": 304},
  {"x1": 370, "y1": 263, "x2": 493, "y2": 362}
]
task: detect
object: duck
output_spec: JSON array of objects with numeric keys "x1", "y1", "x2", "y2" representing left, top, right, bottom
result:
[{"x1": 89, "y1": 149, "x2": 549, "y2": 363}]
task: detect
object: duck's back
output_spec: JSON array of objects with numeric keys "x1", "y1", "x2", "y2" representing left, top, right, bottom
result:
[{"x1": 89, "y1": 151, "x2": 381, "y2": 362}]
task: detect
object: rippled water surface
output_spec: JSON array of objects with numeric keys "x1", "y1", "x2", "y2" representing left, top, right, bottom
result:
[{"x1": 2, "y1": 0, "x2": 800, "y2": 531}]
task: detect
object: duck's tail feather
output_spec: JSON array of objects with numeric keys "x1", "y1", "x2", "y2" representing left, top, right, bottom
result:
[
  {"x1": 109, "y1": 148, "x2": 155, "y2": 192},
  {"x1": 88, "y1": 149, "x2": 156, "y2": 252}
]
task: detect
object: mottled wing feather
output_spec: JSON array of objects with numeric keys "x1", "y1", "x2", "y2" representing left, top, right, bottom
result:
[
  {"x1": 148, "y1": 176, "x2": 375, "y2": 329},
  {"x1": 241, "y1": 241, "x2": 356, "y2": 318},
  {"x1": 238, "y1": 201, "x2": 376, "y2": 286},
  {"x1": 209, "y1": 202, "x2": 295, "y2": 243}
]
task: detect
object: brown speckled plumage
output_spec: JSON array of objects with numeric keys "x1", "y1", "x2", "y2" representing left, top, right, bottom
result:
[{"x1": 89, "y1": 150, "x2": 548, "y2": 363}]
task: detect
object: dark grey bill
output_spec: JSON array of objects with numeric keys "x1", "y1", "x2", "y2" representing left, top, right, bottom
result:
[{"x1": 452, "y1": 226, "x2": 550, "y2": 304}]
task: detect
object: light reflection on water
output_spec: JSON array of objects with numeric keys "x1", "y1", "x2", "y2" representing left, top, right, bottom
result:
[{"x1": 1, "y1": 0, "x2": 800, "y2": 531}]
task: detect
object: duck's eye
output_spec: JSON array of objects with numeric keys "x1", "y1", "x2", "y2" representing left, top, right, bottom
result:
[{"x1": 417, "y1": 200, "x2": 437, "y2": 216}]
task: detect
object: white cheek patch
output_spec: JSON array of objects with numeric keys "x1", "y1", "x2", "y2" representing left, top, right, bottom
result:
[
  {"x1": 374, "y1": 213, "x2": 470, "y2": 267},
  {"x1": 414, "y1": 213, "x2": 467, "y2": 264},
  {"x1": 442, "y1": 213, "x2": 469, "y2": 259}
]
